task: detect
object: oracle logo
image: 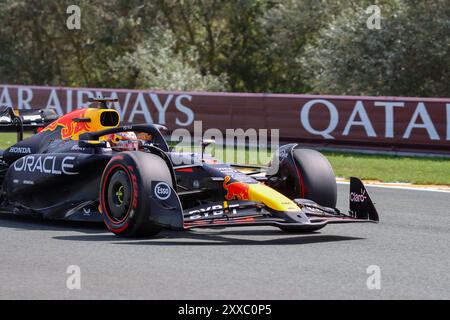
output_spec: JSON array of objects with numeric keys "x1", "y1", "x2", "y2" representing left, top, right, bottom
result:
[{"x1": 13, "y1": 155, "x2": 78, "y2": 175}]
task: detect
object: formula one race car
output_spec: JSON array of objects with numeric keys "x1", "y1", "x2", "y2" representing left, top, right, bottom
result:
[{"x1": 0, "y1": 99, "x2": 379, "y2": 237}]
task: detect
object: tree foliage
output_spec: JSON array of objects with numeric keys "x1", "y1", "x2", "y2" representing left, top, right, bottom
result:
[
  {"x1": 111, "y1": 28, "x2": 227, "y2": 91},
  {"x1": 302, "y1": 0, "x2": 450, "y2": 97},
  {"x1": 0, "y1": 0, "x2": 448, "y2": 96}
]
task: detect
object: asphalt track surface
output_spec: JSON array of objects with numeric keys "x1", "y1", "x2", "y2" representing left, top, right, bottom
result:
[{"x1": 0, "y1": 185, "x2": 449, "y2": 300}]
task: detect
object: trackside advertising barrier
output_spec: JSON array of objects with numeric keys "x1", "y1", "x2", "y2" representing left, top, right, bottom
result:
[{"x1": 1, "y1": 84, "x2": 449, "y2": 154}]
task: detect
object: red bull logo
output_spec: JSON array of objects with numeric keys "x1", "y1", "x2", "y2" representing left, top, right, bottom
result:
[
  {"x1": 223, "y1": 176, "x2": 250, "y2": 200},
  {"x1": 41, "y1": 109, "x2": 91, "y2": 140}
]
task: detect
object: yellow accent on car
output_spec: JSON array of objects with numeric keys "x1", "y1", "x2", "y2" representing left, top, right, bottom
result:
[
  {"x1": 248, "y1": 183, "x2": 300, "y2": 212},
  {"x1": 41, "y1": 108, "x2": 120, "y2": 140},
  {"x1": 81, "y1": 108, "x2": 120, "y2": 138}
]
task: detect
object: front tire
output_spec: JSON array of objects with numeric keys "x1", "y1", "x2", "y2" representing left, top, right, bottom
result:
[
  {"x1": 268, "y1": 146, "x2": 337, "y2": 208},
  {"x1": 100, "y1": 152, "x2": 173, "y2": 237},
  {"x1": 292, "y1": 148, "x2": 337, "y2": 208}
]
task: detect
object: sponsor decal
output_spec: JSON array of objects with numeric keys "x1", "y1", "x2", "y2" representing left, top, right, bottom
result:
[
  {"x1": 215, "y1": 166, "x2": 257, "y2": 184},
  {"x1": 8, "y1": 146, "x2": 32, "y2": 154},
  {"x1": 2, "y1": 85, "x2": 448, "y2": 151},
  {"x1": 215, "y1": 166, "x2": 236, "y2": 173},
  {"x1": 13, "y1": 155, "x2": 78, "y2": 175},
  {"x1": 71, "y1": 144, "x2": 86, "y2": 151},
  {"x1": 0, "y1": 86, "x2": 194, "y2": 126},
  {"x1": 351, "y1": 189, "x2": 367, "y2": 203},
  {"x1": 223, "y1": 176, "x2": 250, "y2": 200},
  {"x1": 188, "y1": 202, "x2": 240, "y2": 219},
  {"x1": 82, "y1": 206, "x2": 97, "y2": 216},
  {"x1": 154, "y1": 182, "x2": 171, "y2": 200},
  {"x1": 300, "y1": 99, "x2": 447, "y2": 141}
]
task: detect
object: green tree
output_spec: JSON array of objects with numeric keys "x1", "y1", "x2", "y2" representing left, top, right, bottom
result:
[
  {"x1": 0, "y1": 0, "x2": 226, "y2": 90},
  {"x1": 157, "y1": 0, "x2": 273, "y2": 92},
  {"x1": 0, "y1": 0, "x2": 448, "y2": 96},
  {"x1": 302, "y1": 0, "x2": 450, "y2": 97},
  {"x1": 110, "y1": 28, "x2": 227, "y2": 91}
]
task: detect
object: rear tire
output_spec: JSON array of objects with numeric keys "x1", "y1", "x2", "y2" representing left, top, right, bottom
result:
[{"x1": 100, "y1": 152, "x2": 173, "y2": 237}]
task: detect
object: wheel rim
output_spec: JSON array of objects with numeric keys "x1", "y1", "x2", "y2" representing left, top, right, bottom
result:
[
  {"x1": 106, "y1": 169, "x2": 132, "y2": 222},
  {"x1": 114, "y1": 184, "x2": 124, "y2": 205}
]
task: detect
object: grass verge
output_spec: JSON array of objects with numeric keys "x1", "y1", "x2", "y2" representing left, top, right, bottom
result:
[
  {"x1": 1, "y1": 133, "x2": 448, "y2": 185},
  {"x1": 201, "y1": 145, "x2": 450, "y2": 186},
  {"x1": 321, "y1": 151, "x2": 450, "y2": 185}
]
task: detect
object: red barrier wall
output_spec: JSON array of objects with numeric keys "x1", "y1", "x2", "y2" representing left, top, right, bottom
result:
[{"x1": 1, "y1": 84, "x2": 449, "y2": 154}]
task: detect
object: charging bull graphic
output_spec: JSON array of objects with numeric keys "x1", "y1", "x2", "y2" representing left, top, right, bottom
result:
[
  {"x1": 41, "y1": 109, "x2": 92, "y2": 140},
  {"x1": 223, "y1": 176, "x2": 250, "y2": 200}
]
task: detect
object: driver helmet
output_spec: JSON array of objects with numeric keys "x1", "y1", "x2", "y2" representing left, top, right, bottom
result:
[{"x1": 105, "y1": 131, "x2": 139, "y2": 151}]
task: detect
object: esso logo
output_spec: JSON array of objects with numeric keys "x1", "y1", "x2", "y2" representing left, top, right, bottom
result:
[{"x1": 154, "y1": 182, "x2": 171, "y2": 200}]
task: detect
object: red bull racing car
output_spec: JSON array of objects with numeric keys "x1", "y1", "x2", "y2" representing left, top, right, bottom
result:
[{"x1": 0, "y1": 99, "x2": 379, "y2": 237}]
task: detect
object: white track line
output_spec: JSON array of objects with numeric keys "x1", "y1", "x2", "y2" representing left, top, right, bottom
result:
[{"x1": 336, "y1": 181, "x2": 450, "y2": 193}]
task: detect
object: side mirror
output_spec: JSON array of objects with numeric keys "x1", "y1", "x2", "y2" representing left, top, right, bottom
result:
[
  {"x1": 78, "y1": 140, "x2": 107, "y2": 148},
  {"x1": 200, "y1": 139, "x2": 215, "y2": 161}
]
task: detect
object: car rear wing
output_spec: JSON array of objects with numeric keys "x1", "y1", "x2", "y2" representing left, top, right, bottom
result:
[{"x1": 0, "y1": 105, "x2": 58, "y2": 142}]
